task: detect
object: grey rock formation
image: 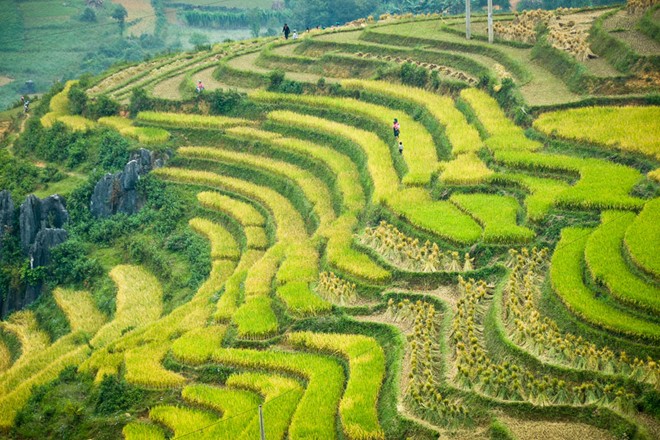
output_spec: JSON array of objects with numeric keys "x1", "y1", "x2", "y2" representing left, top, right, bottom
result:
[
  {"x1": 1, "y1": 194, "x2": 69, "y2": 318},
  {"x1": 24, "y1": 228, "x2": 68, "y2": 305},
  {"x1": 90, "y1": 149, "x2": 167, "y2": 218},
  {"x1": 19, "y1": 194, "x2": 68, "y2": 253},
  {"x1": 0, "y1": 190, "x2": 13, "y2": 239}
]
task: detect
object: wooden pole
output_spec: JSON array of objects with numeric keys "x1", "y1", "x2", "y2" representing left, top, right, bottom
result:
[{"x1": 259, "y1": 405, "x2": 266, "y2": 440}]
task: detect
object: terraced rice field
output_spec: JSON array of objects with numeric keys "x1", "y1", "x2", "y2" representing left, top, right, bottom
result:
[{"x1": 1, "y1": 6, "x2": 659, "y2": 440}]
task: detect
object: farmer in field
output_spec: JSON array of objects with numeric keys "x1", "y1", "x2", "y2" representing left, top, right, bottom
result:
[
  {"x1": 398, "y1": 141, "x2": 404, "y2": 155},
  {"x1": 392, "y1": 118, "x2": 400, "y2": 142},
  {"x1": 196, "y1": 80, "x2": 204, "y2": 93},
  {"x1": 283, "y1": 23, "x2": 291, "y2": 39}
]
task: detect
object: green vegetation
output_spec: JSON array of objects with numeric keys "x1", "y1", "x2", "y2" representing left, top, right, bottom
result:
[
  {"x1": 624, "y1": 198, "x2": 660, "y2": 279},
  {"x1": 550, "y1": 227, "x2": 660, "y2": 341},
  {"x1": 534, "y1": 106, "x2": 660, "y2": 160},
  {"x1": 1, "y1": 7, "x2": 659, "y2": 440},
  {"x1": 450, "y1": 193, "x2": 535, "y2": 243},
  {"x1": 585, "y1": 211, "x2": 660, "y2": 314}
]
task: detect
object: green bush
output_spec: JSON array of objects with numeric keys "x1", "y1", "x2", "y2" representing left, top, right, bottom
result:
[
  {"x1": 95, "y1": 375, "x2": 144, "y2": 415},
  {"x1": 400, "y1": 62, "x2": 428, "y2": 88},
  {"x1": 205, "y1": 89, "x2": 245, "y2": 115}
]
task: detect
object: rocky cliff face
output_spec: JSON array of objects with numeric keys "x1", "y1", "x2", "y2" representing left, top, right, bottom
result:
[
  {"x1": 90, "y1": 148, "x2": 166, "y2": 218},
  {"x1": 0, "y1": 190, "x2": 14, "y2": 244},
  {"x1": 0, "y1": 193, "x2": 69, "y2": 318}
]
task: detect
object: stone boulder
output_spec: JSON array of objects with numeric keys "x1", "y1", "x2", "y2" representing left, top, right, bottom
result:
[
  {"x1": 90, "y1": 149, "x2": 167, "y2": 219},
  {"x1": 24, "y1": 228, "x2": 68, "y2": 305},
  {"x1": 19, "y1": 194, "x2": 68, "y2": 253},
  {"x1": 0, "y1": 190, "x2": 13, "y2": 239}
]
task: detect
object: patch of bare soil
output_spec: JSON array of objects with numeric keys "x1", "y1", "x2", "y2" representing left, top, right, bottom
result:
[
  {"x1": 0, "y1": 76, "x2": 12, "y2": 87},
  {"x1": 603, "y1": 10, "x2": 660, "y2": 56},
  {"x1": 498, "y1": 415, "x2": 617, "y2": 440}
]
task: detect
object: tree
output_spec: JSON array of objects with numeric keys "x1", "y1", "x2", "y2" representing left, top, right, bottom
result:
[
  {"x1": 248, "y1": 8, "x2": 261, "y2": 38},
  {"x1": 111, "y1": 4, "x2": 128, "y2": 36},
  {"x1": 188, "y1": 32, "x2": 209, "y2": 50},
  {"x1": 80, "y1": 7, "x2": 97, "y2": 22}
]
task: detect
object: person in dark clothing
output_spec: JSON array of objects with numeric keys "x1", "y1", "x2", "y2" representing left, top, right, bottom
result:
[
  {"x1": 392, "y1": 118, "x2": 400, "y2": 141},
  {"x1": 283, "y1": 23, "x2": 291, "y2": 39}
]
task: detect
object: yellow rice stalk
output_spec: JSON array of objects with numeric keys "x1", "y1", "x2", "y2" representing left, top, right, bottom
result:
[
  {"x1": 189, "y1": 217, "x2": 240, "y2": 260},
  {"x1": 53, "y1": 288, "x2": 106, "y2": 334},
  {"x1": 180, "y1": 146, "x2": 336, "y2": 232},
  {"x1": 252, "y1": 90, "x2": 437, "y2": 185},
  {"x1": 533, "y1": 106, "x2": 660, "y2": 160},
  {"x1": 271, "y1": 136, "x2": 365, "y2": 213},
  {"x1": 90, "y1": 265, "x2": 163, "y2": 348},
  {"x1": 0, "y1": 311, "x2": 50, "y2": 363},
  {"x1": 226, "y1": 125, "x2": 283, "y2": 141},
  {"x1": 155, "y1": 167, "x2": 308, "y2": 243},
  {"x1": 0, "y1": 341, "x2": 10, "y2": 373},
  {"x1": 649, "y1": 168, "x2": 660, "y2": 183},
  {"x1": 171, "y1": 328, "x2": 345, "y2": 440},
  {"x1": 244, "y1": 245, "x2": 284, "y2": 297},
  {"x1": 0, "y1": 345, "x2": 90, "y2": 429},
  {"x1": 124, "y1": 341, "x2": 186, "y2": 388},
  {"x1": 460, "y1": 88, "x2": 541, "y2": 152},
  {"x1": 41, "y1": 80, "x2": 77, "y2": 127},
  {"x1": 267, "y1": 111, "x2": 399, "y2": 203},
  {"x1": 245, "y1": 226, "x2": 269, "y2": 249},
  {"x1": 197, "y1": 191, "x2": 266, "y2": 226},
  {"x1": 227, "y1": 372, "x2": 304, "y2": 440},
  {"x1": 288, "y1": 332, "x2": 386, "y2": 440},
  {"x1": 136, "y1": 111, "x2": 253, "y2": 129},
  {"x1": 56, "y1": 115, "x2": 97, "y2": 132},
  {"x1": 438, "y1": 152, "x2": 494, "y2": 185},
  {"x1": 123, "y1": 422, "x2": 166, "y2": 440},
  {"x1": 98, "y1": 116, "x2": 170, "y2": 144},
  {"x1": 343, "y1": 79, "x2": 483, "y2": 155},
  {"x1": 149, "y1": 405, "x2": 218, "y2": 439},
  {"x1": 215, "y1": 250, "x2": 264, "y2": 322}
]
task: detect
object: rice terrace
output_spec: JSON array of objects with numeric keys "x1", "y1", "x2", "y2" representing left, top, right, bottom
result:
[{"x1": 0, "y1": 0, "x2": 659, "y2": 438}]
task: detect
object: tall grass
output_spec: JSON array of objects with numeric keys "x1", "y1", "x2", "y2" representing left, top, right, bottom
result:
[
  {"x1": 122, "y1": 422, "x2": 166, "y2": 440},
  {"x1": 154, "y1": 167, "x2": 308, "y2": 243},
  {"x1": 342, "y1": 79, "x2": 482, "y2": 155},
  {"x1": 226, "y1": 372, "x2": 303, "y2": 440},
  {"x1": 245, "y1": 226, "x2": 269, "y2": 249},
  {"x1": 624, "y1": 198, "x2": 660, "y2": 279},
  {"x1": 0, "y1": 341, "x2": 10, "y2": 373},
  {"x1": 124, "y1": 341, "x2": 186, "y2": 388},
  {"x1": 550, "y1": 228, "x2": 660, "y2": 341},
  {"x1": 197, "y1": 191, "x2": 266, "y2": 226},
  {"x1": 438, "y1": 152, "x2": 493, "y2": 184},
  {"x1": 136, "y1": 111, "x2": 253, "y2": 129},
  {"x1": 90, "y1": 265, "x2": 163, "y2": 348},
  {"x1": 171, "y1": 329, "x2": 345, "y2": 440},
  {"x1": 450, "y1": 193, "x2": 535, "y2": 243},
  {"x1": 53, "y1": 288, "x2": 106, "y2": 334},
  {"x1": 267, "y1": 111, "x2": 399, "y2": 203},
  {"x1": 233, "y1": 296, "x2": 279, "y2": 338},
  {"x1": 0, "y1": 311, "x2": 50, "y2": 363},
  {"x1": 585, "y1": 211, "x2": 660, "y2": 314},
  {"x1": 289, "y1": 332, "x2": 386, "y2": 439},
  {"x1": 490, "y1": 173, "x2": 569, "y2": 221},
  {"x1": 189, "y1": 217, "x2": 240, "y2": 260},
  {"x1": 98, "y1": 116, "x2": 170, "y2": 144},
  {"x1": 494, "y1": 150, "x2": 645, "y2": 211},
  {"x1": 180, "y1": 146, "x2": 335, "y2": 231},
  {"x1": 460, "y1": 88, "x2": 541, "y2": 152},
  {"x1": 253, "y1": 90, "x2": 437, "y2": 185},
  {"x1": 385, "y1": 188, "x2": 482, "y2": 244},
  {"x1": 214, "y1": 250, "x2": 263, "y2": 322},
  {"x1": 534, "y1": 106, "x2": 660, "y2": 160}
]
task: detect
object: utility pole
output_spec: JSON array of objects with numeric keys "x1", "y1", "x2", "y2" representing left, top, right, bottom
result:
[
  {"x1": 487, "y1": 0, "x2": 493, "y2": 43},
  {"x1": 259, "y1": 405, "x2": 266, "y2": 440},
  {"x1": 465, "y1": 0, "x2": 471, "y2": 39}
]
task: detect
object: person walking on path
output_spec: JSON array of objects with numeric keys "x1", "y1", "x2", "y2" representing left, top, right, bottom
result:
[
  {"x1": 283, "y1": 23, "x2": 291, "y2": 39},
  {"x1": 398, "y1": 141, "x2": 403, "y2": 155},
  {"x1": 196, "y1": 80, "x2": 204, "y2": 93},
  {"x1": 392, "y1": 118, "x2": 400, "y2": 142}
]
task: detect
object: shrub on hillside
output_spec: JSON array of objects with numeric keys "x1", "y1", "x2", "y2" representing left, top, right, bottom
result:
[
  {"x1": 400, "y1": 62, "x2": 428, "y2": 88},
  {"x1": 206, "y1": 89, "x2": 244, "y2": 115}
]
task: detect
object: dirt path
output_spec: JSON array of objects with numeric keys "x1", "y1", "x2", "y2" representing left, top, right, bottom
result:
[
  {"x1": 498, "y1": 414, "x2": 616, "y2": 440},
  {"x1": 151, "y1": 73, "x2": 185, "y2": 100}
]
